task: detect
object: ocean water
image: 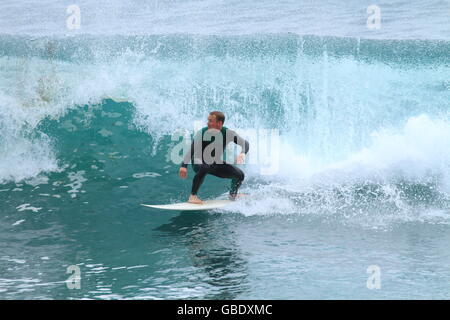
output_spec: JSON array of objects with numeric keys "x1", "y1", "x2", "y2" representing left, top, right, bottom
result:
[{"x1": 0, "y1": 0, "x2": 449, "y2": 299}]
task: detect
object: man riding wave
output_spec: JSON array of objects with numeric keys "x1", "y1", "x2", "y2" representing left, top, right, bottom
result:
[{"x1": 179, "y1": 111, "x2": 249, "y2": 204}]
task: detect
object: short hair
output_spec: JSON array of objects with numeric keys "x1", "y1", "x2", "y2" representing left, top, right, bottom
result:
[{"x1": 209, "y1": 111, "x2": 225, "y2": 124}]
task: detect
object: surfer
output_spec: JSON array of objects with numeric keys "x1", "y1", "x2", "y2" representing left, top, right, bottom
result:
[{"x1": 179, "y1": 111, "x2": 249, "y2": 204}]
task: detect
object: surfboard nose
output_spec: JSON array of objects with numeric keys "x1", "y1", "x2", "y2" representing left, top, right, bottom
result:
[{"x1": 141, "y1": 199, "x2": 233, "y2": 211}]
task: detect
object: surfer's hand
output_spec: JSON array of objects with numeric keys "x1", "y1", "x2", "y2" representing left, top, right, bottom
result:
[
  {"x1": 236, "y1": 153, "x2": 246, "y2": 164},
  {"x1": 179, "y1": 167, "x2": 187, "y2": 179}
]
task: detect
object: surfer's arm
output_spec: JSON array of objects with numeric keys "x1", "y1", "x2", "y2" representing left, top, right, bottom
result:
[
  {"x1": 181, "y1": 139, "x2": 194, "y2": 168},
  {"x1": 228, "y1": 129, "x2": 249, "y2": 165},
  {"x1": 230, "y1": 130, "x2": 249, "y2": 155},
  {"x1": 181, "y1": 130, "x2": 202, "y2": 168}
]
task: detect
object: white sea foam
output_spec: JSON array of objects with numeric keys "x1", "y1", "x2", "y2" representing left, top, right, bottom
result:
[
  {"x1": 132, "y1": 172, "x2": 161, "y2": 179},
  {"x1": 227, "y1": 115, "x2": 450, "y2": 226},
  {"x1": 12, "y1": 220, "x2": 25, "y2": 226},
  {"x1": 16, "y1": 204, "x2": 42, "y2": 213},
  {"x1": 64, "y1": 171, "x2": 87, "y2": 198}
]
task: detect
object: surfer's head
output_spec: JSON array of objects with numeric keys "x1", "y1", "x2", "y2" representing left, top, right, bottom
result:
[{"x1": 207, "y1": 111, "x2": 225, "y2": 130}]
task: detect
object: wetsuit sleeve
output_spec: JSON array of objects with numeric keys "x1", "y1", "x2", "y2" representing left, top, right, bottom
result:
[
  {"x1": 181, "y1": 130, "x2": 201, "y2": 168},
  {"x1": 180, "y1": 140, "x2": 194, "y2": 168},
  {"x1": 229, "y1": 130, "x2": 250, "y2": 154}
]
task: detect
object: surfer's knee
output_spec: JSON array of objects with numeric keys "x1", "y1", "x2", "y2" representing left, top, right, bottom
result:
[
  {"x1": 194, "y1": 163, "x2": 209, "y2": 174},
  {"x1": 237, "y1": 170, "x2": 244, "y2": 182},
  {"x1": 199, "y1": 163, "x2": 210, "y2": 173}
]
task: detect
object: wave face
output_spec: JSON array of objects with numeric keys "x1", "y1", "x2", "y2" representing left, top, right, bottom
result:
[{"x1": 0, "y1": 34, "x2": 449, "y2": 229}]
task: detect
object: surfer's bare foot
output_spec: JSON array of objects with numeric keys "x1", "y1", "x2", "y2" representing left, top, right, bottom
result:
[
  {"x1": 229, "y1": 193, "x2": 247, "y2": 201},
  {"x1": 188, "y1": 195, "x2": 203, "y2": 204}
]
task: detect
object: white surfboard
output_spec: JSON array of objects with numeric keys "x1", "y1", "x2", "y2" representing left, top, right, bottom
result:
[{"x1": 141, "y1": 199, "x2": 232, "y2": 211}]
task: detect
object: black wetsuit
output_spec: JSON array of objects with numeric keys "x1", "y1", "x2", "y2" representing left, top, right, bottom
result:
[{"x1": 180, "y1": 126, "x2": 249, "y2": 196}]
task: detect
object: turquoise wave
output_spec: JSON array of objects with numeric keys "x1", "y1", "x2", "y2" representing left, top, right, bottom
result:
[
  {"x1": 0, "y1": 33, "x2": 449, "y2": 225},
  {"x1": 1, "y1": 34, "x2": 449, "y2": 64}
]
